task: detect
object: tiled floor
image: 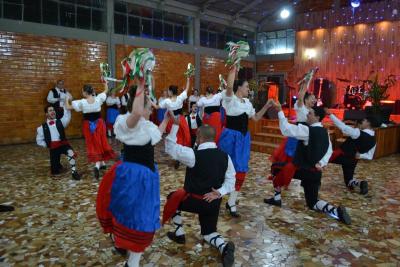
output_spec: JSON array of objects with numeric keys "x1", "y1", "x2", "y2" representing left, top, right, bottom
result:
[{"x1": 0, "y1": 139, "x2": 399, "y2": 266}]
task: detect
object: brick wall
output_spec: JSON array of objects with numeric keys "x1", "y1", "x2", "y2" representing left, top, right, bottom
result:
[
  {"x1": 115, "y1": 45, "x2": 195, "y2": 99},
  {"x1": 0, "y1": 31, "x2": 108, "y2": 145},
  {"x1": 200, "y1": 55, "x2": 254, "y2": 94}
]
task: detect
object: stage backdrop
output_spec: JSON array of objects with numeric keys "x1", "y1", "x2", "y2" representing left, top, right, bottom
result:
[
  {"x1": 292, "y1": 20, "x2": 400, "y2": 103},
  {"x1": 0, "y1": 31, "x2": 107, "y2": 145}
]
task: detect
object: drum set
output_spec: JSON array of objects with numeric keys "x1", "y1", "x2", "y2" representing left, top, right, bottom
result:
[{"x1": 337, "y1": 78, "x2": 371, "y2": 110}]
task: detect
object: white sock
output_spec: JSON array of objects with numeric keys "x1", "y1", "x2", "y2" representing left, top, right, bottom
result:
[
  {"x1": 107, "y1": 129, "x2": 112, "y2": 136},
  {"x1": 172, "y1": 211, "x2": 185, "y2": 236},
  {"x1": 203, "y1": 232, "x2": 226, "y2": 254},
  {"x1": 348, "y1": 179, "x2": 360, "y2": 187},
  {"x1": 101, "y1": 161, "x2": 106, "y2": 166},
  {"x1": 274, "y1": 188, "x2": 281, "y2": 201},
  {"x1": 313, "y1": 200, "x2": 338, "y2": 219},
  {"x1": 95, "y1": 162, "x2": 101, "y2": 169},
  {"x1": 66, "y1": 150, "x2": 76, "y2": 172},
  {"x1": 127, "y1": 251, "x2": 142, "y2": 267},
  {"x1": 228, "y1": 191, "x2": 239, "y2": 212}
]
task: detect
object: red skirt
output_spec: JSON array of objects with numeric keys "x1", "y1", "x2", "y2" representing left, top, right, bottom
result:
[
  {"x1": 270, "y1": 137, "x2": 292, "y2": 163},
  {"x1": 202, "y1": 112, "x2": 222, "y2": 144},
  {"x1": 82, "y1": 119, "x2": 116, "y2": 163},
  {"x1": 165, "y1": 116, "x2": 191, "y2": 147},
  {"x1": 96, "y1": 162, "x2": 155, "y2": 252}
]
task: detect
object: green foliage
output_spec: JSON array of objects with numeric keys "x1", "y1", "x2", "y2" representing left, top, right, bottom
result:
[{"x1": 367, "y1": 74, "x2": 396, "y2": 108}]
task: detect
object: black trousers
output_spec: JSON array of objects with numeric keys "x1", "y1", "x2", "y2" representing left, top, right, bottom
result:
[
  {"x1": 190, "y1": 134, "x2": 197, "y2": 148},
  {"x1": 49, "y1": 144, "x2": 73, "y2": 174},
  {"x1": 331, "y1": 154, "x2": 358, "y2": 186},
  {"x1": 178, "y1": 196, "x2": 222, "y2": 235},
  {"x1": 294, "y1": 168, "x2": 322, "y2": 209}
]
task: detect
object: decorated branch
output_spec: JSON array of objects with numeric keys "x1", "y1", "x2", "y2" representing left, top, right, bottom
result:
[
  {"x1": 111, "y1": 48, "x2": 156, "y2": 97},
  {"x1": 225, "y1": 41, "x2": 250, "y2": 68},
  {"x1": 184, "y1": 63, "x2": 195, "y2": 78},
  {"x1": 219, "y1": 74, "x2": 227, "y2": 90},
  {"x1": 297, "y1": 67, "x2": 319, "y2": 89},
  {"x1": 99, "y1": 63, "x2": 122, "y2": 83}
]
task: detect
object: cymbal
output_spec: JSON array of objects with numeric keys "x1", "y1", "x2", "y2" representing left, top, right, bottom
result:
[{"x1": 337, "y1": 78, "x2": 351, "y2": 82}]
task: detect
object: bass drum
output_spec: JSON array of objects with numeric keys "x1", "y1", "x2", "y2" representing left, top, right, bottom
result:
[{"x1": 344, "y1": 94, "x2": 363, "y2": 110}]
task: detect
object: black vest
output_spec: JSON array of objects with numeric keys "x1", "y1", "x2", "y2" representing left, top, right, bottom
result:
[
  {"x1": 341, "y1": 131, "x2": 376, "y2": 157},
  {"x1": 51, "y1": 88, "x2": 65, "y2": 108},
  {"x1": 186, "y1": 114, "x2": 202, "y2": 131},
  {"x1": 42, "y1": 120, "x2": 66, "y2": 148},
  {"x1": 123, "y1": 142, "x2": 155, "y2": 171},
  {"x1": 204, "y1": 106, "x2": 220, "y2": 115},
  {"x1": 184, "y1": 148, "x2": 228, "y2": 195},
  {"x1": 293, "y1": 126, "x2": 329, "y2": 170},
  {"x1": 226, "y1": 113, "x2": 248, "y2": 135}
]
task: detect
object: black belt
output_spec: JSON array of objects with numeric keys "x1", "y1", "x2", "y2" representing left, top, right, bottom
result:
[
  {"x1": 123, "y1": 142, "x2": 155, "y2": 171},
  {"x1": 204, "y1": 106, "x2": 220, "y2": 115},
  {"x1": 226, "y1": 113, "x2": 248, "y2": 134},
  {"x1": 83, "y1": 112, "x2": 101, "y2": 121},
  {"x1": 108, "y1": 104, "x2": 119, "y2": 109},
  {"x1": 173, "y1": 108, "x2": 183, "y2": 115}
]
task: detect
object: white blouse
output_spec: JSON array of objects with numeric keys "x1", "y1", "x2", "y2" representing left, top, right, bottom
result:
[
  {"x1": 221, "y1": 90, "x2": 255, "y2": 117},
  {"x1": 188, "y1": 95, "x2": 199, "y2": 103},
  {"x1": 120, "y1": 94, "x2": 129, "y2": 106},
  {"x1": 159, "y1": 91, "x2": 187, "y2": 111},
  {"x1": 114, "y1": 114, "x2": 162, "y2": 146},
  {"x1": 71, "y1": 93, "x2": 106, "y2": 113},
  {"x1": 106, "y1": 96, "x2": 121, "y2": 106},
  {"x1": 197, "y1": 93, "x2": 222, "y2": 107},
  {"x1": 294, "y1": 101, "x2": 309, "y2": 123}
]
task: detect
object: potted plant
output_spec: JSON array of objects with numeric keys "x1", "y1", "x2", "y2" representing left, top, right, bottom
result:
[{"x1": 366, "y1": 74, "x2": 396, "y2": 125}]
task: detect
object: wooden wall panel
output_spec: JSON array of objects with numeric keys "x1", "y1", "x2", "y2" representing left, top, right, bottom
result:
[
  {"x1": 200, "y1": 56, "x2": 253, "y2": 94},
  {"x1": 115, "y1": 45, "x2": 195, "y2": 99},
  {"x1": 292, "y1": 20, "x2": 400, "y2": 104},
  {"x1": 0, "y1": 31, "x2": 107, "y2": 145}
]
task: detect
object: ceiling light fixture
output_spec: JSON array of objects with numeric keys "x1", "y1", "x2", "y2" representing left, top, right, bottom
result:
[
  {"x1": 351, "y1": 0, "x2": 360, "y2": 8},
  {"x1": 280, "y1": 9, "x2": 290, "y2": 19}
]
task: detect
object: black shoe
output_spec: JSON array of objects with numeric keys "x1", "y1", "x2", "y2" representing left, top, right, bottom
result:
[
  {"x1": 0, "y1": 205, "x2": 15, "y2": 212},
  {"x1": 359, "y1": 181, "x2": 368, "y2": 195},
  {"x1": 100, "y1": 165, "x2": 107, "y2": 170},
  {"x1": 72, "y1": 171, "x2": 81, "y2": 180},
  {"x1": 124, "y1": 263, "x2": 129, "y2": 267},
  {"x1": 225, "y1": 203, "x2": 240, "y2": 218},
  {"x1": 337, "y1": 206, "x2": 351, "y2": 225},
  {"x1": 167, "y1": 231, "x2": 186, "y2": 244},
  {"x1": 263, "y1": 197, "x2": 282, "y2": 207},
  {"x1": 222, "y1": 241, "x2": 235, "y2": 267},
  {"x1": 94, "y1": 167, "x2": 100, "y2": 180},
  {"x1": 174, "y1": 161, "x2": 180, "y2": 170},
  {"x1": 114, "y1": 246, "x2": 127, "y2": 256}
]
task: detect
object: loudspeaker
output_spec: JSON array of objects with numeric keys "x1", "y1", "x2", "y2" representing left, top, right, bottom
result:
[
  {"x1": 313, "y1": 78, "x2": 333, "y2": 108},
  {"x1": 343, "y1": 110, "x2": 366, "y2": 121}
]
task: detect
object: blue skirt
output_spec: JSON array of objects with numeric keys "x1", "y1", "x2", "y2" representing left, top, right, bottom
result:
[
  {"x1": 157, "y1": 108, "x2": 167, "y2": 123},
  {"x1": 109, "y1": 162, "x2": 160, "y2": 233},
  {"x1": 284, "y1": 137, "x2": 299, "y2": 157},
  {"x1": 106, "y1": 107, "x2": 120, "y2": 125},
  {"x1": 218, "y1": 128, "x2": 251, "y2": 173}
]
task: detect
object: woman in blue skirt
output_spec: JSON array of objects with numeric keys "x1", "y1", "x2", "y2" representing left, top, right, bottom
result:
[
  {"x1": 106, "y1": 91, "x2": 121, "y2": 137},
  {"x1": 219, "y1": 65, "x2": 272, "y2": 217},
  {"x1": 97, "y1": 80, "x2": 169, "y2": 267}
]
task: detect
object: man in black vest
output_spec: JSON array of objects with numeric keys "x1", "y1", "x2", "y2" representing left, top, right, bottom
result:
[
  {"x1": 327, "y1": 110, "x2": 378, "y2": 195},
  {"x1": 47, "y1": 80, "x2": 71, "y2": 119},
  {"x1": 186, "y1": 103, "x2": 202, "y2": 147},
  {"x1": 163, "y1": 123, "x2": 236, "y2": 267},
  {"x1": 36, "y1": 105, "x2": 80, "y2": 180},
  {"x1": 268, "y1": 101, "x2": 351, "y2": 225}
]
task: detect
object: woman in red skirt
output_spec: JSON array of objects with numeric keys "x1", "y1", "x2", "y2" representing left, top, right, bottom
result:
[
  {"x1": 66, "y1": 83, "x2": 115, "y2": 179},
  {"x1": 197, "y1": 86, "x2": 223, "y2": 144}
]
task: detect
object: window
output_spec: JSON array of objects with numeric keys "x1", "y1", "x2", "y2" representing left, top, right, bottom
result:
[
  {"x1": 60, "y1": 3, "x2": 75, "y2": 28},
  {"x1": 77, "y1": 6, "x2": 91, "y2": 30},
  {"x1": 4, "y1": 0, "x2": 23, "y2": 20},
  {"x1": 114, "y1": 1, "x2": 191, "y2": 44},
  {"x1": 23, "y1": 0, "x2": 41, "y2": 23},
  {"x1": 92, "y1": 9, "x2": 105, "y2": 31},
  {"x1": 257, "y1": 29, "x2": 295, "y2": 55},
  {"x1": 42, "y1": 0, "x2": 59, "y2": 25}
]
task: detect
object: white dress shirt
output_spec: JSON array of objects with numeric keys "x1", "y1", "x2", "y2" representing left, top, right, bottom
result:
[
  {"x1": 106, "y1": 96, "x2": 121, "y2": 106},
  {"x1": 221, "y1": 90, "x2": 255, "y2": 117},
  {"x1": 159, "y1": 91, "x2": 187, "y2": 111},
  {"x1": 294, "y1": 102, "x2": 309, "y2": 123},
  {"x1": 189, "y1": 113, "x2": 199, "y2": 129},
  {"x1": 114, "y1": 114, "x2": 162, "y2": 146},
  {"x1": 121, "y1": 94, "x2": 129, "y2": 107},
  {"x1": 278, "y1": 111, "x2": 332, "y2": 167},
  {"x1": 47, "y1": 87, "x2": 72, "y2": 108},
  {"x1": 329, "y1": 114, "x2": 376, "y2": 160},
  {"x1": 71, "y1": 92, "x2": 106, "y2": 113},
  {"x1": 36, "y1": 108, "x2": 71, "y2": 148},
  {"x1": 165, "y1": 125, "x2": 236, "y2": 196},
  {"x1": 197, "y1": 93, "x2": 222, "y2": 108}
]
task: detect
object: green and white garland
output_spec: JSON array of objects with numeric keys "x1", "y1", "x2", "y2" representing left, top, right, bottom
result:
[{"x1": 225, "y1": 41, "x2": 250, "y2": 68}]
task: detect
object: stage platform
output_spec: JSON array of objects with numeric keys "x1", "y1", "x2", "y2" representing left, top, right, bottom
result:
[{"x1": 250, "y1": 108, "x2": 400, "y2": 159}]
